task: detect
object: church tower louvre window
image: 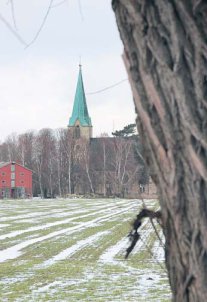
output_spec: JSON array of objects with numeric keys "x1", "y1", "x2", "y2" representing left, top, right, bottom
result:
[
  {"x1": 68, "y1": 65, "x2": 92, "y2": 140},
  {"x1": 75, "y1": 125, "x2": 80, "y2": 139}
]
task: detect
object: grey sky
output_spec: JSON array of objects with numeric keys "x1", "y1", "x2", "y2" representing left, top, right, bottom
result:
[{"x1": 0, "y1": 0, "x2": 135, "y2": 141}]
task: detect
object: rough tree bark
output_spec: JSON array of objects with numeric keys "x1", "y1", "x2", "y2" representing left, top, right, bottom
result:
[{"x1": 112, "y1": 1, "x2": 207, "y2": 301}]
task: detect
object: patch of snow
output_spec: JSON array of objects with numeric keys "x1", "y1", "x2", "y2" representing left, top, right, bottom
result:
[
  {"x1": 152, "y1": 232, "x2": 165, "y2": 262},
  {"x1": 0, "y1": 202, "x2": 138, "y2": 262},
  {"x1": 99, "y1": 237, "x2": 129, "y2": 264},
  {"x1": 0, "y1": 211, "x2": 48, "y2": 222},
  {"x1": 0, "y1": 224, "x2": 10, "y2": 228},
  {"x1": 0, "y1": 202, "x2": 135, "y2": 241},
  {"x1": 41, "y1": 230, "x2": 110, "y2": 267}
]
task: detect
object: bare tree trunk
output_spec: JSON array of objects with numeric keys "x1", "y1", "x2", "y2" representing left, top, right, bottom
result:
[
  {"x1": 112, "y1": 1, "x2": 207, "y2": 301},
  {"x1": 86, "y1": 163, "x2": 94, "y2": 194},
  {"x1": 68, "y1": 156, "x2": 72, "y2": 195},
  {"x1": 37, "y1": 163, "x2": 43, "y2": 199},
  {"x1": 103, "y1": 141, "x2": 106, "y2": 197},
  {"x1": 48, "y1": 158, "x2": 53, "y2": 198},
  {"x1": 83, "y1": 143, "x2": 94, "y2": 194},
  {"x1": 57, "y1": 158, "x2": 62, "y2": 197}
]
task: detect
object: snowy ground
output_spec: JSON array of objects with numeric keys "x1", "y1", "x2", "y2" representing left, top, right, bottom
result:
[{"x1": 0, "y1": 198, "x2": 170, "y2": 301}]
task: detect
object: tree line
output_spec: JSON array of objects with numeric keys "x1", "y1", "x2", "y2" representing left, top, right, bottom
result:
[{"x1": 0, "y1": 127, "x2": 148, "y2": 198}]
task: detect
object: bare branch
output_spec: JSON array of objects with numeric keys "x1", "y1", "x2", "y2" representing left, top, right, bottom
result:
[
  {"x1": 25, "y1": 0, "x2": 54, "y2": 48},
  {"x1": 51, "y1": 0, "x2": 68, "y2": 9},
  {"x1": 138, "y1": 236, "x2": 166, "y2": 272},
  {"x1": 150, "y1": 217, "x2": 165, "y2": 248},
  {"x1": 78, "y1": 0, "x2": 84, "y2": 21},
  {"x1": 87, "y1": 79, "x2": 127, "y2": 95},
  {"x1": 9, "y1": 0, "x2": 17, "y2": 30},
  {"x1": 125, "y1": 208, "x2": 162, "y2": 259},
  {"x1": 0, "y1": 13, "x2": 27, "y2": 46},
  {"x1": 141, "y1": 200, "x2": 164, "y2": 247}
]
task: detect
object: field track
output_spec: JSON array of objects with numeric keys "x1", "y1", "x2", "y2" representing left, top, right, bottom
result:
[{"x1": 0, "y1": 198, "x2": 170, "y2": 301}]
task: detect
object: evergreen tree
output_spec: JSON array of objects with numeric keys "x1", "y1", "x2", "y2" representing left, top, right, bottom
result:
[{"x1": 112, "y1": 123, "x2": 137, "y2": 137}]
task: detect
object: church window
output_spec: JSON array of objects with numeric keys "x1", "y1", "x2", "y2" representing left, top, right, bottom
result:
[{"x1": 75, "y1": 125, "x2": 80, "y2": 139}]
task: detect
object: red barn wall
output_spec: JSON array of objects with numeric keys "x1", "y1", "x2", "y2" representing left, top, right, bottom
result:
[
  {"x1": 15, "y1": 164, "x2": 32, "y2": 194},
  {"x1": 0, "y1": 163, "x2": 32, "y2": 198},
  {"x1": 0, "y1": 165, "x2": 11, "y2": 189}
]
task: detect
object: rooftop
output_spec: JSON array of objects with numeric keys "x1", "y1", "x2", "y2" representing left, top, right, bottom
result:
[{"x1": 68, "y1": 66, "x2": 92, "y2": 127}]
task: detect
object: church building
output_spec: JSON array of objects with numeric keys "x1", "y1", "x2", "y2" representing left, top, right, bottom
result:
[
  {"x1": 68, "y1": 65, "x2": 93, "y2": 140},
  {"x1": 66, "y1": 66, "x2": 157, "y2": 198}
]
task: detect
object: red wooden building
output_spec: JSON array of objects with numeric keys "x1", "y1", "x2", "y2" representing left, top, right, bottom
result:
[{"x1": 0, "y1": 162, "x2": 32, "y2": 199}]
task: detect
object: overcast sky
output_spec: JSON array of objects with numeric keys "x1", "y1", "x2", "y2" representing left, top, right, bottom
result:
[{"x1": 0, "y1": 0, "x2": 135, "y2": 141}]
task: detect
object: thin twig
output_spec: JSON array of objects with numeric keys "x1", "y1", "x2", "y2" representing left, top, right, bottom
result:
[
  {"x1": 150, "y1": 217, "x2": 165, "y2": 248},
  {"x1": 51, "y1": 0, "x2": 68, "y2": 9},
  {"x1": 141, "y1": 198, "x2": 164, "y2": 247},
  {"x1": 78, "y1": 0, "x2": 84, "y2": 21},
  {"x1": 25, "y1": 0, "x2": 54, "y2": 48},
  {"x1": 9, "y1": 0, "x2": 17, "y2": 30},
  {"x1": 125, "y1": 208, "x2": 161, "y2": 258},
  {"x1": 0, "y1": 13, "x2": 28, "y2": 46},
  {"x1": 138, "y1": 236, "x2": 167, "y2": 272},
  {"x1": 87, "y1": 79, "x2": 128, "y2": 95}
]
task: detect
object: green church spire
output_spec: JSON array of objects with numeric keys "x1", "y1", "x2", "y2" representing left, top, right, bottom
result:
[{"x1": 68, "y1": 65, "x2": 92, "y2": 127}]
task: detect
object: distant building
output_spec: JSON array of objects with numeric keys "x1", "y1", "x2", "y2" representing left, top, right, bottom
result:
[
  {"x1": 68, "y1": 65, "x2": 93, "y2": 140},
  {"x1": 0, "y1": 162, "x2": 32, "y2": 199},
  {"x1": 67, "y1": 66, "x2": 157, "y2": 198}
]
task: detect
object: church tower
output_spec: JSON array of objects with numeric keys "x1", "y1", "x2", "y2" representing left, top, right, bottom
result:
[{"x1": 68, "y1": 65, "x2": 92, "y2": 139}]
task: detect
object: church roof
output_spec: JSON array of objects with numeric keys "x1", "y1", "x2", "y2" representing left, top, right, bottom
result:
[{"x1": 68, "y1": 66, "x2": 92, "y2": 127}]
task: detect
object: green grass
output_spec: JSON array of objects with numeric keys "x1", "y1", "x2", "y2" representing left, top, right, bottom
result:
[{"x1": 0, "y1": 198, "x2": 171, "y2": 301}]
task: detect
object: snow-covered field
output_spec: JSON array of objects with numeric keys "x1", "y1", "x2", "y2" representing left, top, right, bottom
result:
[{"x1": 0, "y1": 198, "x2": 170, "y2": 301}]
